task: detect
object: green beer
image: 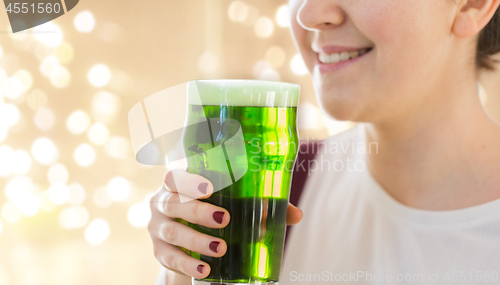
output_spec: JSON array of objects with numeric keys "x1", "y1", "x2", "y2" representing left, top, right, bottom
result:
[{"x1": 182, "y1": 80, "x2": 300, "y2": 284}]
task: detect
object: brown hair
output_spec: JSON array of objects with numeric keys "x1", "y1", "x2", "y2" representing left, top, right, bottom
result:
[{"x1": 477, "y1": 7, "x2": 500, "y2": 71}]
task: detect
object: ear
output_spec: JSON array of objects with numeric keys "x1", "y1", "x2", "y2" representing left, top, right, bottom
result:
[{"x1": 452, "y1": 0, "x2": 500, "y2": 38}]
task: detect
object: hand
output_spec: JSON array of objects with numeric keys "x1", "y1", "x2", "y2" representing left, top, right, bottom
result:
[{"x1": 148, "y1": 169, "x2": 304, "y2": 279}]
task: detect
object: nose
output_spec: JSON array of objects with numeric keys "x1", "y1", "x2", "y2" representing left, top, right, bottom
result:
[{"x1": 296, "y1": 0, "x2": 346, "y2": 31}]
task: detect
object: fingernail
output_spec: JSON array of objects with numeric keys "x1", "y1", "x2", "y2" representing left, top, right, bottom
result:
[
  {"x1": 213, "y1": 211, "x2": 224, "y2": 224},
  {"x1": 209, "y1": 241, "x2": 220, "y2": 253},
  {"x1": 198, "y1": 183, "x2": 208, "y2": 194},
  {"x1": 197, "y1": 264, "x2": 204, "y2": 273}
]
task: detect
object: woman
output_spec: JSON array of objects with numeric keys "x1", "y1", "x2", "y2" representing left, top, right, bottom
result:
[{"x1": 149, "y1": 0, "x2": 500, "y2": 283}]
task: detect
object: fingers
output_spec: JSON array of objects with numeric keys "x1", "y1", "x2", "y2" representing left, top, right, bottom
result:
[
  {"x1": 286, "y1": 203, "x2": 303, "y2": 225},
  {"x1": 153, "y1": 237, "x2": 211, "y2": 279},
  {"x1": 155, "y1": 191, "x2": 230, "y2": 228},
  {"x1": 164, "y1": 169, "x2": 213, "y2": 199},
  {"x1": 152, "y1": 218, "x2": 227, "y2": 258}
]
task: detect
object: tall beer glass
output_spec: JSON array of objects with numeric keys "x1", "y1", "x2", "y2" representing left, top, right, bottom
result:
[{"x1": 182, "y1": 80, "x2": 300, "y2": 285}]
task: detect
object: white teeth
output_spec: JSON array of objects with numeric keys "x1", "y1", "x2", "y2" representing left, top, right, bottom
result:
[
  {"x1": 318, "y1": 48, "x2": 370, "y2": 64},
  {"x1": 340, "y1": 51, "x2": 350, "y2": 61}
]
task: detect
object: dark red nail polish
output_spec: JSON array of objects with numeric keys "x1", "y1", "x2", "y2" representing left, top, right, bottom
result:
[
  {"x1": 198, "y1": 183, "x2": 208, "y2": 194},
  {"x1": 209, "y1": 241, "x2": 220, "y2": 253},
  {"x1": 197, "y1": 264, "x2": 204, "y2": 273},
  {"x1": 213, "y1": 211, "x2": 224, "y2": 224}
]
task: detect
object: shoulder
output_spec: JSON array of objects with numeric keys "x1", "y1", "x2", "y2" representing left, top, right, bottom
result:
[
  {"x1": 298, "y1": 123, "x2": 365, "y2": 161},
  {"x1": 289, "y1": 124, "x2": 366, "y2": 204}
]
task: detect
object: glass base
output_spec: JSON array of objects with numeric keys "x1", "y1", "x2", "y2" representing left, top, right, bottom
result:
[{"x1": 192, "y1": 280, "x2": 278, "y2": 285}]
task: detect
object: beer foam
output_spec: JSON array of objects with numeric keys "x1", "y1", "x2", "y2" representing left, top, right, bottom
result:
[{"x1": 187, "y1": 80, "x2": 300, "y2": 107}]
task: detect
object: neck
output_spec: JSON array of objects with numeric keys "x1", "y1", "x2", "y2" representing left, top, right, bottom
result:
[{"x1": 365, "y1": 77, "x2": 500, "y2": 210}]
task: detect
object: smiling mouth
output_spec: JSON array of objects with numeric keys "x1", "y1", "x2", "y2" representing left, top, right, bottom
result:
[{"x1": 318, "y1": 47, "x2": 373, "y2": 64}]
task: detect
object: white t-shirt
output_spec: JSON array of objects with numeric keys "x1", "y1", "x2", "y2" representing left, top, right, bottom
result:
[{"x1": 281, "y1": 124, "x2": 500, "y2": 284}]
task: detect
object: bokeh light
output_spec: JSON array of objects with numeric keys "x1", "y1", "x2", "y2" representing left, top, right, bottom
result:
[
  {"x1": 8, "y1": 28, "x2": 28, "y2": 41},
  {"x1": 0, "y1": 104, "x2": 20, "y2": 129},
  {"x1": 265, "y1": 46, "x2": 286, "y2": 68},
  {"x1": 15, "y1": 69, "x2": 33, "y2": 92},
  {"x1": 26, "y1": 89, "x2": 48, "y2": 110},
  {"x1": 92, "y1": 91, "x2": 119, "y2": 116},
  {"x1": 105, "y1": 136, "x2": 130, "y2": 159},
  {"x1": 34, "y1": 22, "x2": 63, "y2": 47},
  {"x1": 275, "y1": 5, "x2": 290, "y2": 27},
  {"x1": 67, "y1": 183, "x2": 86, "y2": 205},
  {"x1": 198, "y1": 51, "x2": 219, "y2": 74},
  {"x1": 0, "y1": 146, "x2": 13, "y2": 177},
  {"x1": 1, "y1": 202, "x2": 20, "y2": 223},
  {"x1": 35, "y1": 43, "x2": 53, "y2": 61},
  {"x1": 74, "y1": 10, "x2": 96, "y2": 33},
  {"x1": 48, "y1": 163, "x2": 69, "y2": 184},
  {"x1": 87, "y1": 64, "x2": 111, "y2": 87},
  {"x1": 3, "y1": 76, "x2": 24, "y2": 100},
  {"x1": 11, "y1": 150, "x2": 32, "y2": 174},
  {"x1": 49, "y1": 66, "x2": 71, "y2": 88},
  {"x1": 0, "y1": 68, "x2": 6, "y2": 96},
  {"x1": 5, "y1": 176, "x2": 35, "y2": 202},
  {"x1": 54, "y1": 43, "x2": 75, "y2": 64},
  {"x1": 106, "y1": 176, "x2": 131, "y2": 202},
  {"x1": 84, "y1": 219, "x2": 110, "y2": 246},
  {"x1": 254, "y1": 17, "x2": 274, "y2": 38},
  {"x1": 290, "y1": 53, "x2": 309, "y2": 76},
  {"x1": 0, "y1": 129, "x2": 7, "y2": 143},
  {"x1": 259, "y1": 67, "x2": 280, "y2": 81},
  {"x1": 58, "y1": 206, "x2": 89, "y2": 229},
  {"x1": 66, "y1": 110, "x2": 91, "y2": 135},
  {"x1": 31, "y1": 137, "x2": 58, "y2": 165},
  {"x1": 252, "y1": 60, "x2": 280, "y2": 81},
  {"x1": 48, "y1": 183, "x2": 70, "y2": 205},
  {"x1": 88, "y1": 123, "x2": 109, "y2": 145},
  {"x1": 93, "y1": 186, "x2": 112, "y2": 208},
  {"x1": 40, "y1": 56, "x2": 61, "y2": 77},
  {"x1": 38, "y1": 191, "x2": 56, "y2": 212},
  {"x1": 0, "y1": 218, "x2": 3, "y2": 235},
  {"x1": 228, "y1": 1, "x2": 249, "y2": 23},
  {"x1": 252, "y1": 60, "x2": 271, "y2": 79},
  {"x1": 298, "y1": 102, "x2": 320, "y2": 130},
  {"x1": 34, "y1": 107, "x2": 56, "y2": 131},
  {"x1": 127, "y1": 203, "x2": 151, "y2": 228},
  {"x1": 18, "y1": 194, "x2": 40, "y2": 217},
  {"x1": 74, "y1": 144, "x2": 96, "y2": 167},
  {"x1": 243, "y1": 6, "x2": 260, "y2": 26}
]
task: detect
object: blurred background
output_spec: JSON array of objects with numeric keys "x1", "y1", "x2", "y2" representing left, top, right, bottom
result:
[{"x1": 0, "y1": 0, "x2": 499, "y2": 284}]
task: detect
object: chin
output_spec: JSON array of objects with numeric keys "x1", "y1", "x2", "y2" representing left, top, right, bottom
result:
[
  {"x1": 320, "y1": 101, "x2": 362, "y2": 122},
  {"x1": 315, "y1": 86, "x2": 367, "y2": 122}
]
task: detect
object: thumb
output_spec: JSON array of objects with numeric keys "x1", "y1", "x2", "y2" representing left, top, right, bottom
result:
[{"x1": 286, "y1": 203, "x2": 303, "y2": 225}]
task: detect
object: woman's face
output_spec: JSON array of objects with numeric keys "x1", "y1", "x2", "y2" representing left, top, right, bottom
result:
[{"x1": 289, "y1": 0, "x2": 462, "y2": 123}]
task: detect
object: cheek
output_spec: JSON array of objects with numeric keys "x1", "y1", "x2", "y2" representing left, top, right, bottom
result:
[
  {"x1": 358, "y1": 0, "x2": 448, "y2": 86},
  {"x1": 289, "y1": 1, "x2": 316, "y2": 73}
]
